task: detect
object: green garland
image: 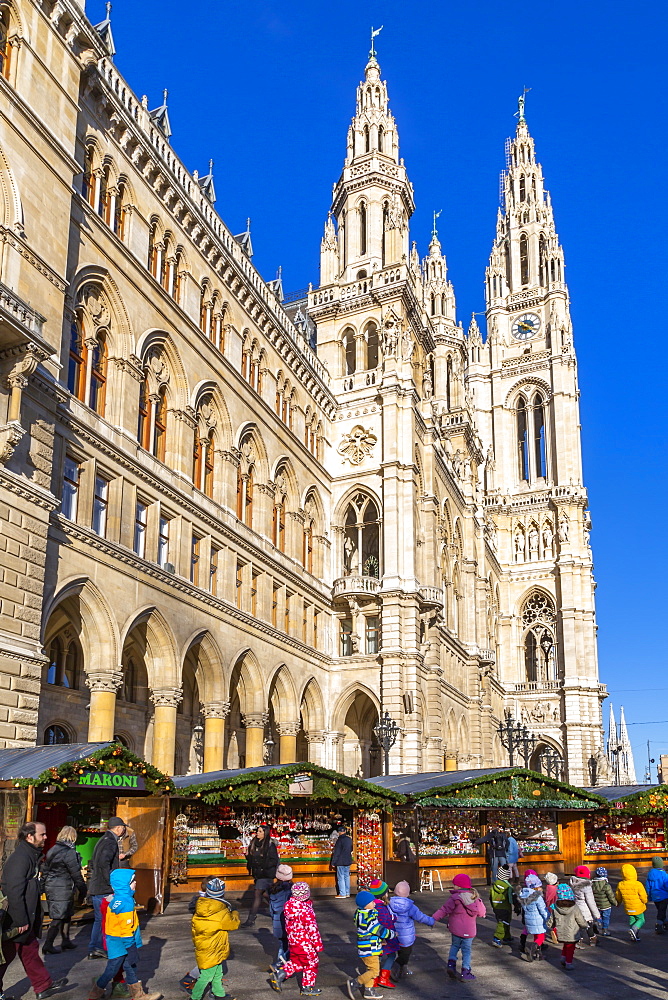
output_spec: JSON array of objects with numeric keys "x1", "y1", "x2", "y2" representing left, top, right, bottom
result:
[
  {"x1": 14, "y1": 744, "x2": 174, "y2": 796},
  {"x1": 174, "y1": 763, "x2": 405, "y2": 811},
  {"x1": 604, "y1": 786, "x2": 668, "y2": 816},
  {"x1": 415, "y1": 769, "x2": 607, "y2": 810}
]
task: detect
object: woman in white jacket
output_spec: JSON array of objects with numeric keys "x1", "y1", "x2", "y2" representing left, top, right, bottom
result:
[{"x1": 569, "y1": 865, "x2": 601, "y2": 945}]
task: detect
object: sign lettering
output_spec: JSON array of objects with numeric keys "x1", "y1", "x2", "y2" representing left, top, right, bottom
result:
[{"x1": 75, "y1": 771, "x2": 146, "y2": 791}]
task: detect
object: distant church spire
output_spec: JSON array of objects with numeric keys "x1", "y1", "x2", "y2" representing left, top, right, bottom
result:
[{"x1": 618, "y1": 706, "x2": 637, "y2": 784}]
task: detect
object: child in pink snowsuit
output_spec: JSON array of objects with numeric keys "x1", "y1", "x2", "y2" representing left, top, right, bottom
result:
[
  {"x1": 433, "y1": 873, "x2": 486, "y2": 981},
  {"x1": 269, "y1": 883, "x2": 323, "y2": 997}
]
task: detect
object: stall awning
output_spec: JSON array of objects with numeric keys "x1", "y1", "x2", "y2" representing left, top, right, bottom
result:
[
  {"x1": 584, "y1": 784, "x2": 668, "y2": 815},
  {"x1": 584, "y1": 785, "x2": 657, "y2": 802},
  {"x1": 372, "y1": 767, "x2": 608, "y2": 809},
  {"x1": 0, "y1": 743, "x2": 111, "y2": 780}
]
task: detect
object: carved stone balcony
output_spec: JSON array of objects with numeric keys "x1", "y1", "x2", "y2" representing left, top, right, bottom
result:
[
  {"x1": 333, "y1": 575, "x2": 381, "y2": 599},
  {"x1": 477, "y1": 647, "x2": 496, "y2": 665},
  {"x1": 0, "y1": 279, "x2": 48, "y2": 352},
  {"x1": 418, "y1": 586, "x2": 444, "y2": 609}
]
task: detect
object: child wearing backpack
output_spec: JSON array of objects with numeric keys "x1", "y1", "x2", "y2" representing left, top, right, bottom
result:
[
  {"x1": 489, "y1": 865, "x2": 520, "y2": 947},
  {"x1": 518, "y1": 874, "x2": 548, "y2": 962},
  {"x1": 433, "y1": 873, "x2": 486, "y2": 981},
  {"x1": 547, "y1": 884, "x2": 588, "y2": 970}
]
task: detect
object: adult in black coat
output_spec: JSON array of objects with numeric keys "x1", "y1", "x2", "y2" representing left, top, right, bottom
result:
[
  {"x1": 86, "y1": 816, "x2": 126, "y2": 958},
  {"x1": 330, "y1": 825, "x2": 354, "y2": 898},
  {"x1": 244, "y1": 825, "x2": 279, "y2": 926},
  {"x1": 0, "y1": 822, "x2": 68, "y2": 1000},
  {"x1": 43, "y1": 826, "x2": 86, "y2": 953}
]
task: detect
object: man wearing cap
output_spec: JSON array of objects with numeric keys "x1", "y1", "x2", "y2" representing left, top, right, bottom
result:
[{"x1": 87, "y1": 817, "x2": 127, "y2": 959}]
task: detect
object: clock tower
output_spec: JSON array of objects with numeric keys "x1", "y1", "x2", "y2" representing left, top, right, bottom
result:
[{"x1": 469, "y1": 99, "x2": 604, "y2": 784}]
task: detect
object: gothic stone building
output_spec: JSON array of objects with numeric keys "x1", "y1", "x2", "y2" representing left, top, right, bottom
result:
[{"x1": 0, "y1": 2, "x2": 605, "y2": 782}]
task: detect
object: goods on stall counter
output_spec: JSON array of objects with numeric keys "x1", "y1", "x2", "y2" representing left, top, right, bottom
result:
[
  {"x1": 356, "y1": 811, "x2": 383, "y2": 885},
  {"x1": 171, "y1": 813, "x2": 189, "y2": 882},
  {"x1": 584, "y1": 815, "x2": 665, "y2": 854},
  {"x1": 418, "y1": 809, "x2": 479, "y2": 856},
  {"x1": 487, "y1": 809, "x2": 559, "y2": 854}
]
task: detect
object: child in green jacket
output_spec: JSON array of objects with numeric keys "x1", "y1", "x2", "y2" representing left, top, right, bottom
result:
[{"x1": 490, "y1": 864, "x2": 520, "y2": 947}]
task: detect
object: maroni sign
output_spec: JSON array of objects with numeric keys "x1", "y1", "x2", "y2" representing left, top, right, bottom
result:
[{"x1": 75, "y1": 771, "x2": 146, "y2": 791}]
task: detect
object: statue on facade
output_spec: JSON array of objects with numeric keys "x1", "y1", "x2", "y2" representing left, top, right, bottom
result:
[
  {"x1": 514, "y1": 528, "x2": 525, "y2": 561},
  {"x1": 542, "y1": 522, "x2": 554, "y2": 557},
  {"x1": 528, "y1": 525, "x2": 539, "y2": 559}
]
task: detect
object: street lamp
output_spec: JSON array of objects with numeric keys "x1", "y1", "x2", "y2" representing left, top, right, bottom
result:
[
  {"x1": 539, "y1": 748, "x2": 563, "y2": 780},
  {"x1": 263, "y1": 736, "x2": 275, "y2": 764},
  {"x1": 497, "y1": 711, "x2": 537, "y2": 767},
  {"x1": 539, "y1": 632, "x2": 554, "y2": 680},
  {"x1": 373, "y1": 711, "x2": 400, "y2": 776}
]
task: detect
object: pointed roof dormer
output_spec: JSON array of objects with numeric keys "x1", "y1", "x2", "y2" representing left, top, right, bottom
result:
[
  {"x1": 267, "y1": 266, "x2": 283, "y2": 302},
  {"x1": 149, "y1": 89, "x2": 172, "y2": 140},
  {"x1": 95, "y1": 1, "x2": 116, "y2": 57},
  {"x1": 198, "y1": 159, "x2": 216, "y2": 203},
  {"x1": 234, "y1": 218, "x2": 253, "y2": 258}
]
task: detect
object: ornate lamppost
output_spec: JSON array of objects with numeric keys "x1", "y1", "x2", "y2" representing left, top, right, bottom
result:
[
  {"x1": 539, "y1": 747, "x2": 563, "y2": 780},
  {"x1": 497, "y1": 711, "x2": 537, "y2": 767},
  {"x1": 373, "y1": 711, "x2": 400, "y2": 776},
  {"x1": 540, "y1": 632, "x2": 554, "y2": 681}
]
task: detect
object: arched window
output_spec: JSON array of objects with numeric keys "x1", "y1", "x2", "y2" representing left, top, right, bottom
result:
[
  {"x1": 342, "y1": 493, "x2": 381, "y2": 578},
  {"x1": 153, "y1": 387, "x2": 167, "y2": 461},
  {"x1": 46, "y1": 635, "x2": 78, "y2": 688},
  {"x1": 539, "y1": 233, "x2": 547, "y2": 285},
  {"x1": 273, "y1": 497, "x2": 285, "y2": 551},
  {"x1": 98, "y1": 164, "x2": 110, "y2": 222},
  {"x1": 359, "y1": 203, "x2": 367, "y2": 256},
  {"x1": 236, "y1": 446, "x2": 254, "y2": 528},
  {"x1": 303, "y1": 521, "x2": 313, "y2": 572},
  {"x1": 522, "y1": 591, "x2": 557, "y2": 685},
  {"x1": 67, "y1": 316, "x2": 86, "y2": 399},
  {"x1": 382, "y1": 201, "x2": 389, "y2": 267},
  {"x1": 44, "y1": 725, "x2": 70, "y2": 745},
  {"x1": 533, "y1": 393, "x2": 546, "y2": 478},
  {"x1": 137, "y1": 377, "x2": 151, "y2": 450},
  {"x1": 520, "y1": 233, "x2": 529, "y2": 285},
  {"x1": 200, "y1": 286, "x2": 210, "y2": 336},
  {"x1": 148, "y1": 221, "x2": 159, "y2": 276},
  {"x1": 343, "y1": 330, "x2": 356, "y2": 375},
  {"x1": 378, "y1": 124, "x2": 384, "y2": 152},
  {"x1": 113, "y1": 182, "x2": 126, "y2": 239},
  {"x1": 203, "y1": 429, "x2": 215, "y2": 497},
  {"x1": 88, "y1": 331, "x2": 107, "y2": 415},
  {"x1": 446, "y1": 357, "x2": 453, "y2": 411},
  {"x1": 532, "y1": 176, "x2": 537, "y2": 201},
  {"x1": 517, "y1": 396, "x2": 529, "y2": 482},
  {"x1": 172, "y1": 250, "x2": 183, "y2": 302},
  {"x1": 364, "y1": 125, "x2": 370, "y2": 152},
  {"x1": 519, "y1": 175, "x2": 526, "y2": 202},
  {"x1": 82, "y1": 146, "x2": 96, "y2": 207},
  {"x1": 366, "y1": 324, "x2": 379, "y2": 370},
  {"x1": 430, "y1": 293, "x2": 436, "y2": 317},
  {"x1": 0, "y1": 6, "x2": 13, "y2": 81}
]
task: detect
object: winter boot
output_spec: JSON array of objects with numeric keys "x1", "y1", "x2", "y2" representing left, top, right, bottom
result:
[
  {"x1": 88, "y1": 982, "x2": 106, "y2": 1000},
  {"x1": 300, "y1": 990, "x2": 322, "y2": 997},
  {"x1": 446, "y1": 960, "x2": 457, "y2": 980},
  {"x1": 269, "y1": 966, "x2": 287, "y2": 993},
  {"x1": 128, "y1": 983, "x2": 161, "y2": 1000},
  {"x1": 110, "y1": 983, "x2": 130, "y2": 999},
  {"x1": 656, "y1": 922, "x2": 665, "y2": 935},
  {"x1": 460, "y1": 969, "x2": 476, "y2": 981},
  {"x1": 519, "y1": 932, "x2": 527, "y2": 954}
]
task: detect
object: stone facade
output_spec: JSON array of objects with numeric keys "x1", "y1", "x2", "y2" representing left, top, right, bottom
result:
[{"x1": 0, "y1": 6, "x2": 605, "y2": 782}]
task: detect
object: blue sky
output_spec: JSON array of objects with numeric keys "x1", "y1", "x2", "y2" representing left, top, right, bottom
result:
[{"x1": 95, "y1": 0, "x2": 668, "y2": 777}]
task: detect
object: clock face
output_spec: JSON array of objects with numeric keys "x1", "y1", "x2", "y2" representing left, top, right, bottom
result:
[{"x1": 512, "y1": 313, "x2": 541, "y2": 341}]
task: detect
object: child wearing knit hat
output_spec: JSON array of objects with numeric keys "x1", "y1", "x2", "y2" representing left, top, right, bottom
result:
[
  {"x1": 367, "y1": 880, "x2": 399, "y2": 990},
  {"x1": 189, "y1": 878, "x2": 240, "y2": 1000},
  {"x1": 347, "y1": 892, "x2": 390, "y2": 1000},
  {"x1": 268, "y1": 865, "x2": 294, "y2": 966},
  {"x1": 644, "y1": 857, "x2": 668, "y2": 935},
  {"x1": 387, "y1": 881, "x2": 435, "y2": 978},
  {"x1": 433, "y1": 874, "x2": 486, "y2": 981},
  {"x1": 591, "y1": 866, "x2": 616, "y2": 935},
  {"x1": 489, "y1": 865, "x2": 520, "y2": 948},
  {"x1": 270, "y1": 884, "x2": 323, "y2": 997},
  {"x1": 547, "y1": 883, "x2": 587, "y2": 970}
]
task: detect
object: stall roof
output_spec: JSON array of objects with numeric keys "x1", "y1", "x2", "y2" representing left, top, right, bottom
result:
[
  {"x1": 173, "y1": 763, "x2": 292, "y2": 789},
  {"x1": 584, "y1": 785, "x2": 657, "y2": 801},
  {"x1": 0, "y1": 743, "x2": 111, "y2": 780},
  {"x1": 370, "y1": 768, "x2": 510, "y2": 795}
]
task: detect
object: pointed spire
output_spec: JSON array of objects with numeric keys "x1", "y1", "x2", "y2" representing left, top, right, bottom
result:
[
  {"x1": 607, "y1": 703, "x2": 617, "y2": 760},
  {"x1": 468, "y1": 314, "x2": 482, "y2": 345},
  {"x1": 267, "y1": 265, "x2": 283, "y2": 302},
  {"x1": 234, "y1": 217, "x2": 253, "y2": 258},
  {"x1": 149, "y1": 89, "x2": 172, "y2": 140},
  {"x1": 94, "y1": 1, "x2": 116, "y2": 57},
  {"x1": 618, "y1": 707, "x2": 637, "y2": 784},
  {"x1": 429, "y1": 209, "x2": 442, "y2": 255},
  {"x1": 197, "y1": 158, "x2": 216, "y2": 203}
]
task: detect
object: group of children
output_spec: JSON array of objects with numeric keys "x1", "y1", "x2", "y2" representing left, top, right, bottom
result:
[{"x1": 86, "y1": 854, "x2": 668, "y2": 999}]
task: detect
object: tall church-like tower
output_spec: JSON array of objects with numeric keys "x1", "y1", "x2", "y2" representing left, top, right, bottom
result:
[{"x1": 471, "y1": 99, "x2": 604, "y2": 782}]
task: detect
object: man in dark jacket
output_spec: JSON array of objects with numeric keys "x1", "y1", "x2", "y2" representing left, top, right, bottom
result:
[
  {"x1": 0, "y1": 822, "x2": 68, "y2": 999},
  {"x1": 87, "y1": 817, "x2": 126, "y2": 959},
  {"x1": 331, "y1": 825, "x2": 354, "y2": 898},
  {"x1": 475, "y1": 828, "x2": 509, "y2": 883}
]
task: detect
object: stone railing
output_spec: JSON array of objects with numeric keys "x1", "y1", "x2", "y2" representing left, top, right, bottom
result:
[
  {"x1": 419, "y1": 586, "x2": 444, "y2": 607},
  {"x1": 333, "y1": 575, "x2": 381, "y2": 598}
]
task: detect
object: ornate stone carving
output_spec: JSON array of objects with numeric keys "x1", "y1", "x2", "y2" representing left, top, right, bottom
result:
[
  {"x1": 86, "y1": 670, "x2": 123, "y2": 694},
  {"x1": 242, "y1": 712, "x2": 268, "y2": 729},
  {"x1": 202, "y1": 700, "x2": 230, "y2": 719},
  {"x1": 77, "y1": 283, "x2": 110, "y2": 330},
  {"x1": 0, "y1": 421, "x2": 25, "y2": 463},
  {"x1": 151, "y1": 687, "x2": 183, "y2": 708},
  {"x1": 337, "y1": 425, "x2": 377, "y2": 465},
  {"x1": 145, "y1": 347, "x2": 170, "y2": 394}
]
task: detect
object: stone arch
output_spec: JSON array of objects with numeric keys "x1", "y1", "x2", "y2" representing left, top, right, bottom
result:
[
  {"x1": 180, "y1": 629, "x2": 226, "y2": 705},
  {"x1": 272, "y1": 456, "x2": 299, "y2": 509},
  {"x1": 0, "y1": 141, "x2": 23, "y2": 233},
  {"x1": 299, "y1": 677, "x2": 325, "y2": 734},
  {"x1": 190, "y1": 380, "x2": 233, "y2": 448},
  {"x1": 333, "y1": 686, "x2": 381, "y2": 778},
  {"x1": 69, "y1": 266, "x2": 133, "y2": 361},
  {"x1": 267, "y1": 663, "x2": 299, "y2": 721},
  {"x1": 234, "y1": 421, "x2": 269, "y2": 482},
  {"x1": 225, "y1": 650, "x2": 264, "y2": 769},
  {"x1": 119, "y1": 606, "x2": 179, "y2": 691},
  {"x1": 332, "y1": 484, "x2": 382, "y2": 527},
  {"x1": 135, "y1": 329, "x2": 189, "y2": 409},
  {"x1": 505, "y1": 376, "x2": 552, "y2": 409},
  {"x1": 43, "y1": 577, "x2": 119, "y2": 678}
]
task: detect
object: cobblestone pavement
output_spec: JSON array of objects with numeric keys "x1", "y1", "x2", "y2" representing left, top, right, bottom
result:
[{"x1": 4, "y1": 892, "x2": 667, "y2": 999}]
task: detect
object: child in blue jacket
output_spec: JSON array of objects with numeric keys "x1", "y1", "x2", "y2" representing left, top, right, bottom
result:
[
  {"x1": 645, "y1": 856, "x2": 668, "y2": 933},
  {"x1": 387, "y1": 881, "x2": 434, "y2": 979}
]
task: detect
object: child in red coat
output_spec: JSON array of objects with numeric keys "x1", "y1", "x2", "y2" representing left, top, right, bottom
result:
[{"x1": 269, "y1": 883, "x2": 323, "y2": 997}]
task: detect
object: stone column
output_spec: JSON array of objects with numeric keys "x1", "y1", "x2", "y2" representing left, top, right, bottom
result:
[
  {"x1": 277, "y1": 722, "x2": 300, "y2": 764},
  {"x1": 243, "y1": 712, "x2": 267, "y2": 768},
  {"x1": 151, "y1": 688, "x2": 182, "y2": 775},
  {"x1": 324, "y1": 731, "x2": 345, "y2": 771},
  {"x1": 86, "y1": 671, "x2": 122, "y2": 742},
  {"x1": 306, "y1": 731, "x2": 326, "y2": 767},
  {"x1": 202, "y1": 701, "x2": 230, "y2": 773}
]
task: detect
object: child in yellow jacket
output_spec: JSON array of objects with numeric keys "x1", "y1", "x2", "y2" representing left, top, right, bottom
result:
[
  {"x1": 615, "y1": 863, "x2": 648, "y2": 941},
  {"x1": 190, "y1": 878, "x2": 240, "y2": 1000}
]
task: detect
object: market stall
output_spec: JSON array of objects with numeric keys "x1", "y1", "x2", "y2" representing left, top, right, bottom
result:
[
  {"x1": 169, "y1": 763, "x2": 405, "y2": 899},
  {"x1": 583, "y1": 784, "x2": 668, "y2": 873},
  {"x1": 373, "y1": 767, "x2": 607, "y2": 884},
  {"x1": 0, "y1": 742, "x2": 173, "y2": 911}
]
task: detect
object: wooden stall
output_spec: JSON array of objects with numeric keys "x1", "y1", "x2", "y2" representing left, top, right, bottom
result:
[
  {"x1": 0, "y1": 742, "x2": 173, "y2": 911},
  {"x1": 583, "y1": 784, "x2": 668, "y2": 876},
  {"x1": 168, "y1": 763, "x2": 405, "y2": 901},
  {"x1": 372, "y1": 767, "x2": 607, "y2": 886}
]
